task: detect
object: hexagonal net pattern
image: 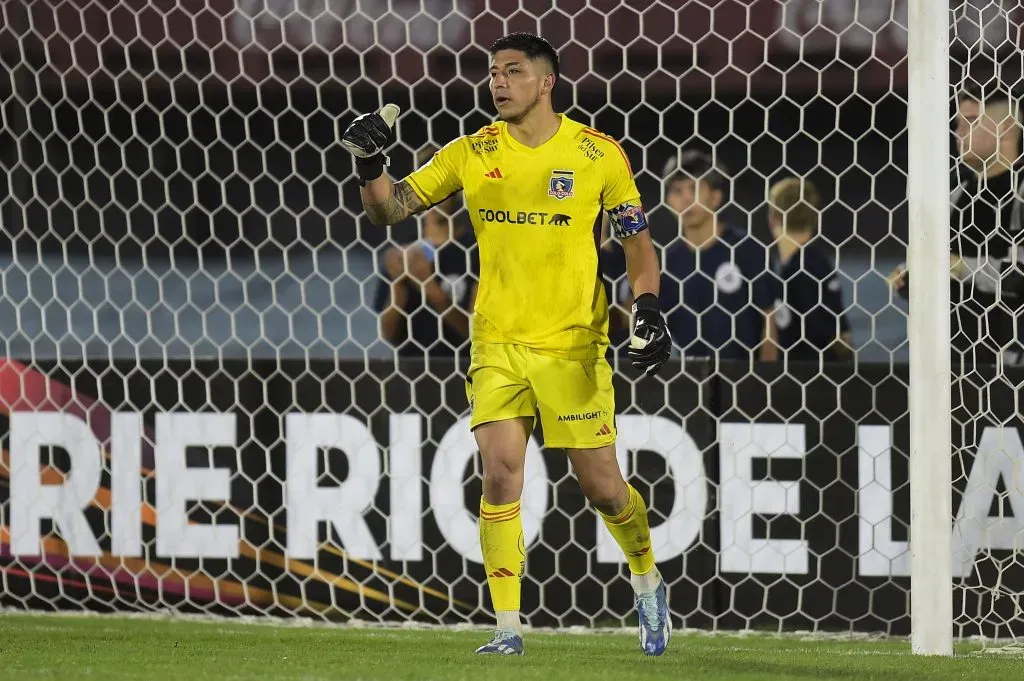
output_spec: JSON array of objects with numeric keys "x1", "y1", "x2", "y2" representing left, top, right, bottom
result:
[{"x1": 0, "y1": 0, "x2": 1022, "y2": 642}]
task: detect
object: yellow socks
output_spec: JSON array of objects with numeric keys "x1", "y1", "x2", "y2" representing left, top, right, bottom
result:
[
  {"x1": 479, "y1": 498, "x2": 526, "y2": 634},
  {"x1": 600, "y1": 484, "x2": 659, "y2": 590},
  {"x1": 479, "y1": 486, "x2": 658, "y2": 632}
]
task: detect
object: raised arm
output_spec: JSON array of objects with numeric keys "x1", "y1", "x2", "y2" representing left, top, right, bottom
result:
[
  {"x1": 341, "y1": 104, "x2": 427, "y2": 226},
  {"x1": 360, "y1": 179, "x2": 427, "y2": 227},
  {"x1": 342, "y1": 104, "x2": 465, "y2": 228}
]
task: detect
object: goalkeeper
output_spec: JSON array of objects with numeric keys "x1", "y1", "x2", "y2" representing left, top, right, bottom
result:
[{"x1": 342, "y1": 32, "x2": 672, "y2": 657}]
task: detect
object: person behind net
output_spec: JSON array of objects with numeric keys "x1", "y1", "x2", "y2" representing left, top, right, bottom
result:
[
  {"x1": 374, "y1": 144, "x2": 479, "y2": 363},
  {"x1": 658, "y1": 150, "x2": 778, "y2": 364},
  {"x1": 340, "y1": 32, "x2": 673, "y2": 656},
  {"x1": 766, "y1": 177, "x2": 853, "y2": 362},
  {"x1": 890, "y1": 81, "x2": 1024, "y2": 367}
]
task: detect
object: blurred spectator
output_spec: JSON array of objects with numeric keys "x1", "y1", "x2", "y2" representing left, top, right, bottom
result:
[
  {"x1": 658, "y1": 150, "x2": 778, "y2": 362},
  {"x1": 890, "y1": 81, "x2": 1024, "y2": 366},
  {"x1": 767, "y1": 177, "x2": 853, "y2": 361},
  {"x1": 374, "y1": 145, "x2": 479, "y2": 359}
]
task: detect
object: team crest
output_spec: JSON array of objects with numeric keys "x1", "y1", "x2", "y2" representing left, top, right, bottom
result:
[{"x1": 548, "y1": 170, "x2": 575, "y2": 200}]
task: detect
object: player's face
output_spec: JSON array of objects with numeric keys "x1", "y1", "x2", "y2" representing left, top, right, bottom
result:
[
  {"x1": 955, "y1": 99, "x2": 1007, "y2": 169},
  {"x1": 489, "y1": 50, "x2": 550, "y2": 123},
  {"x1": 666, "y1": 178, "x2": 720, "y2": 230}
]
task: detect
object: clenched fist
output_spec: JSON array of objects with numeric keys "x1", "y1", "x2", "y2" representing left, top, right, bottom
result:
[{"x1": 341, "y1": 103, "x2": 401, "y2": 185}]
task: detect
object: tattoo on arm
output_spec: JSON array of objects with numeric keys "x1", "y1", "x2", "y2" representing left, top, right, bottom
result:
[{"x1": 365, "y1": 181, "x2": 427, "y2": 226}]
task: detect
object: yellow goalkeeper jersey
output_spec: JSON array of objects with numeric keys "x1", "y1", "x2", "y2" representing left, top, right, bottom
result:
[{"x1": 404, "y1": 115, "x2": 645, "y2": 359}]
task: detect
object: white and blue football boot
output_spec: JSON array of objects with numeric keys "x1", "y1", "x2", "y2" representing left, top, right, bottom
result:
[
  {"x1": 475, "y1": 628, "x2": 524, "y2": 656},
  {"x1": 635, "y1": 578, "x2": 671, "y2": 656}
]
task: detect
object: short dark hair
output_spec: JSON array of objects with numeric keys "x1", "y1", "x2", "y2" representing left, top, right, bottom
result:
[
  {"x1": 662, "y1": 149, "x2": 730, "y2": 197},
  {"x1": 958, "y1": 79, "x2": 1021, "y2": 127},
  {"x1": 958, "y1": 79, "x2": 1012, "y2": 106},
  {"x1": 489, "y1": 32, "x2": 560, "y2": 82}
]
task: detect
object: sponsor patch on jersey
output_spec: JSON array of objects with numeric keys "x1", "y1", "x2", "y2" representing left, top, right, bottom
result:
[
  {"x1": 608, "y1": 202, "x2": 648, "y2": 238},
  {"x1": 477, "y1": 208, "x2": 552, "y2": 225},
  {"x1": 471, "y1": 138, "x2": 500, "y2": 154},
  {"x1": 577, "y1": 136, "x2": 606, "y2": 162},
  {"x1": 556, "y1": 409, "x2": 609, "y2": 423},
  {"x1": 548, "y1": 170, "x2": 575, "y2": 200}
]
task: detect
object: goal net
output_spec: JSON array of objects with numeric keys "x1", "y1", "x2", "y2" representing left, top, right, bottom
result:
[{"x1": 0, "y1": 0, "x2": 1022, "y2": 643}]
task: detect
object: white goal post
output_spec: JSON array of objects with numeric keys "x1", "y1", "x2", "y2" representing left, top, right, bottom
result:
[
  {"x1": 2, "y1": 0, "x2": 1024, "y2": 654},
  {"x1": 907, "y1": 0, "x2": 953, "y2": 657}
]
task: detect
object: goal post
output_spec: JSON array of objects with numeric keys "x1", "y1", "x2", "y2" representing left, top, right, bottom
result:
[{"x1": 906, "y1": 0, "x2": 953, "y2": 657}]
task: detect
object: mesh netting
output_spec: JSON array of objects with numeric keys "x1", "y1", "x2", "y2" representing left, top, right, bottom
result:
[{"x1": 1, "y1": 0, "x2": 1023, "y2": 641}]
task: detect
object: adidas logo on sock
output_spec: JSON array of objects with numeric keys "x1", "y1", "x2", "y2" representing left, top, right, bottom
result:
[{"x1": 489, "y1": 568, "x2": 516, "y2": 578}]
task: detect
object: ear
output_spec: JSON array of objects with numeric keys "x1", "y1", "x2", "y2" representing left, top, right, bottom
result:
[{"x1": 542, "y1": 72, "x2": 556, "y2": 94}]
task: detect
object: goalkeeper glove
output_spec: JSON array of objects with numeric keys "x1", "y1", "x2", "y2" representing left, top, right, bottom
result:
[
  {"x1": 627, "y1": 293, "x2": 671, "y2": 376},
  {"x1": 340, "y1": 103, "x2": 401, "y2": 186}
]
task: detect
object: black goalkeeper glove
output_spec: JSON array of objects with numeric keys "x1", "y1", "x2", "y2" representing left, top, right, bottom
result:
[
  {"x1": 340, "y1": 103, "x2": 401, "y2": 186},
  {"x1": 627, "y1": 293, "x2": 671, "y2": 376}
]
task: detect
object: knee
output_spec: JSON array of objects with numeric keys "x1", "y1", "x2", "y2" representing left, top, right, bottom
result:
[
  {"x1": 475, "y1": 419, "x2": 531, "y2": 504},
  {"x1": 481, "y1": 454, "x2": 524, "y2": 504},
  {"x1": 483, "y1": 456, "x2": 521, "y2": 486},
  {"x1": 585, "y1": 482, "x2": 629, "y2": 517}
]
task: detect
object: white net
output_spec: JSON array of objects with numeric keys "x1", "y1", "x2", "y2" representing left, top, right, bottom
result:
[{"x1": 1, "y1": 0, "x2": 1023, "y2": 641}]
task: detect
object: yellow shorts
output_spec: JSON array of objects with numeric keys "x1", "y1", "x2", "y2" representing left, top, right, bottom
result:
[{"x1": 465, "y1": 342, "x2": 617, "y2": 449}]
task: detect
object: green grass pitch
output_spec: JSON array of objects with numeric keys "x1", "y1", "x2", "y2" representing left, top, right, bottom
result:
[{"x1": 3, "y1": 613, "x2": 1024, "y2": 680}]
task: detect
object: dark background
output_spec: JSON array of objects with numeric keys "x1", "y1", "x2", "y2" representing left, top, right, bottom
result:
[{"x1": 2, "y1": 0, "x2": 1018, "y2": 264}]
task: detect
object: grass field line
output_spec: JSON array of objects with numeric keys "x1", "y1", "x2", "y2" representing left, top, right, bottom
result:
[
  {"x1": 7, "y1": 606, "x2": 1024, "y2": 655},
  {"x1": 5, "y1": 612, "x2": 1024, "y2": 679},
  {"x1": 0, "y1": 605, "x2": 973, "y2": 645},
  {"x1": 0, "y1": 606, "x2": 875, "y2": 637}
]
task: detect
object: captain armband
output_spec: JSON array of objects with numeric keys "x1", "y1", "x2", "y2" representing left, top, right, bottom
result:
[{"x1": 608, "y1": 202, "x2": 649, "y2": 239}]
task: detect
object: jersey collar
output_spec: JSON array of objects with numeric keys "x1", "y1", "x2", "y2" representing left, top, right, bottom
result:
[{"x1": 500, "y1": 113, "x2": 567, "y2": 154}]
